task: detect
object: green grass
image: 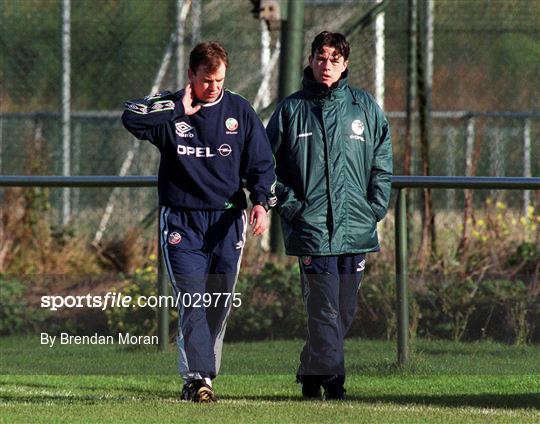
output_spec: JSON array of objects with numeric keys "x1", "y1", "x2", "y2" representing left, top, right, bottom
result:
[{"x1": 1, "y1": 337, "x2": 539, "y2": 423}]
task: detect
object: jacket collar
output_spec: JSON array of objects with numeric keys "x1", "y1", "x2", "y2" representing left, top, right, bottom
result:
[{"x1": 302, "y1": 67, "x2": 349, "y2": 100}]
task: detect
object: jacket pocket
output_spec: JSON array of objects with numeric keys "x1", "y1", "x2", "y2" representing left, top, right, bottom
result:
[
  {"x1": 350, "y1": 191, "x2": 378, "y2": 234},
  {"x1": 276, "y1": 183, "x2": 304, "y2": 224},
  {"x1": 278, "y1": 199, "x2": 303, "y2": 224},
  {"x1": 369, "y1": 201, "x2": 386, "y2": 222}
]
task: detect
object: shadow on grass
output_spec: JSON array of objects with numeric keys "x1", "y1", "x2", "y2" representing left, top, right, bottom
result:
[
  {"x1": 2, "y1": 380, "x2": 538, "y2": 410},
  {"x1": 217, "y1": 393, "x2": 540, "y2": 409},
  {"x1": 353, "y1": 393, "x2": 540, "y2": 409}
]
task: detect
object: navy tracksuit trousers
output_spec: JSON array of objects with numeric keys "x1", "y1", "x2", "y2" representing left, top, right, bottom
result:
[
  {"x1": 160, "y1": 207, "x2": 246, "y2": 382},
  {"x1": 297, "y1": 254, "x2": 366, "y2": 381}
]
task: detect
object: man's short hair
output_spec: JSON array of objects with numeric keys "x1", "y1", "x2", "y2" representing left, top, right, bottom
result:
[
  {"x1": 189, "y1": 42, "x2": 229, "y2": 74},
  {"x1": 310, "y1": 31, "x2": 350, "y2": 61}
]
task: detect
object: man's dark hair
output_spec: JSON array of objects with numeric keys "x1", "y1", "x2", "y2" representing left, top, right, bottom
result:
[
  {"x1": 189, "y1": 41, "x2": 229, "y2": 73},
  {"x1": 310, "y1": 31, "x2": 350, "y2": 61}
]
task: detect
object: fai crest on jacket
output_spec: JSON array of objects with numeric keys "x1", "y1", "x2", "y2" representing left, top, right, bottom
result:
[
  {"x1": 225, "y1": 117, "x2": 239, "y2": 134},
  {"x1": 350, "y1": 119, "x2": 365, "y2": 141},
  {"x1": 352, "y1": 120, "x2": 364, "y2": 135}
]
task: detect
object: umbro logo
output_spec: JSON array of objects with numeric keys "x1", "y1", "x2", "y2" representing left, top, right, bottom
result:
[{"x1": 175, "y1": 122, "x2": 194, "y2": 138}]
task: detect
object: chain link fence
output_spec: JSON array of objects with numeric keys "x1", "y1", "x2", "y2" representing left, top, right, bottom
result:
[
  {"x1": 1, "y1": 0, "x2": 383, "y2": 240},
  {"x1": 0, "y1": 0, "x2": 538, "y2": 246}
]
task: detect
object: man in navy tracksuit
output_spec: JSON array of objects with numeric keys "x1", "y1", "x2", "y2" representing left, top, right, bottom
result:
[{"x1": 122, "y1": 42, "x2": 276, "y2": 403}]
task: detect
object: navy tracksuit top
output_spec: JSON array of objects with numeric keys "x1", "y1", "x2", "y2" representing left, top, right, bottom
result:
[{"x1": 122, "y1": 89, "x2": 276, "y2": 210}]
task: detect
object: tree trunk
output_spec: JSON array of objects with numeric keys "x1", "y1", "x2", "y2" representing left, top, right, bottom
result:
[
  {"x1": 417, "y1": 0, "x2": 434, "y2": 271},
  {"x1": 458, "y1": 118, "x2": 485, "y2": 262}
]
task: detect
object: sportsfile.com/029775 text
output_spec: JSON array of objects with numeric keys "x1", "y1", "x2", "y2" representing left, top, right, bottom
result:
[{"x1": 40, "y1": 292, "x2": 242, "y2": 311}]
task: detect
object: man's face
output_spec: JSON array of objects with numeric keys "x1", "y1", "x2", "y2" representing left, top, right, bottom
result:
[
  {"x1": 188, "y1": 61, "x2": 226, "y2": 103},
  {"x1": 309, "y1": 45, "x2": 348, "y2": 88}
]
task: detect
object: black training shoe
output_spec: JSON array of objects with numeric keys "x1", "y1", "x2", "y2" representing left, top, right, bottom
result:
[
  {"x1": 297, "y1": 375, "x2": 322, "y2": 399},
  {"x1": 322, "y1": 375, "x2": 346, "y2": 400},
  {"x1": 181, "y1": 380, "x2": 216, "y2": 403}
]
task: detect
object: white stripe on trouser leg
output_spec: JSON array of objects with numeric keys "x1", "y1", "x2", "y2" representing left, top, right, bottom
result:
[
  {"x1": 160, "y1": 206, "x2": 194, "y2": 381},
  {"x1": 213, "y1": 210, "x2": 247, "y2": 375}
]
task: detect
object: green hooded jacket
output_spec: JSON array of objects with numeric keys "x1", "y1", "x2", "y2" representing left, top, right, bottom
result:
[{"x1": 267, "y1": 68, "x2": 393, "y2": 256}]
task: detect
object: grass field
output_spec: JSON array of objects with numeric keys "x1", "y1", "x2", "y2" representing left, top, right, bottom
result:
[{"x1": 1, "y1": 337, "x2": 539, "y2": 423}]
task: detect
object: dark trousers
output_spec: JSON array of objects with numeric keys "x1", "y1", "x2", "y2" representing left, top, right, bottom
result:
[
  {"x1": 160, "y1": 207, "x2": 245, "y2": 382},
  {"x1": 297, "y1": 254, "x2": 366, "y2": 381}
]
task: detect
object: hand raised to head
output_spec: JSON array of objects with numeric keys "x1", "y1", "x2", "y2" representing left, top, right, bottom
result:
[{"x1": 182, "y1": 84, "x2": 202, "y2": 116}]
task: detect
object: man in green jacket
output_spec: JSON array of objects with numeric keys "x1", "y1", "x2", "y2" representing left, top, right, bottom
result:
[{"x1": 267, "y1": 31, "x2": 392, "y2": 400}]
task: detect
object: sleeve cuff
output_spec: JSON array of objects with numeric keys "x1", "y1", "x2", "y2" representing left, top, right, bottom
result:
[{"x1": 250, "y1": 192, "x2": 268, "y2": 205}]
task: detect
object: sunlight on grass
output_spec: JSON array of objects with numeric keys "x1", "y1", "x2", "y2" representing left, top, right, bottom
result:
[{"x1": 1, "y1": 338, "x2": 539, "y2": 423}]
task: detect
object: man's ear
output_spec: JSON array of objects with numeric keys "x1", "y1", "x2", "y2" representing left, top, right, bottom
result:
[
  {"x1": 343, "y1": 60, "x2": 349, "y2": 71},
  {"x1": 188, "y1": 68, "x2": 194, "y2": 83},
  {"x1": 308, "y1": 55, "x2": 313, "y2": 66}
]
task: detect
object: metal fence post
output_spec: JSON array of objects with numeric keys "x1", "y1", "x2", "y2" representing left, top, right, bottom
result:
[
  {"x1": 61, "y1": 0, "x2": 71, "y2": 227},
  {"x1": 157, "y1": 207, "x2": 169, "y2": 351},
  {"x1": 271, "y1": 0, "x2": 305, "y2": 255},
  {"x1": 523, "y1": 118, "x2": 531, "y2": 216},
  {"x1": 395, "y1": 188, "x2": 409, "y2": 365}
]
